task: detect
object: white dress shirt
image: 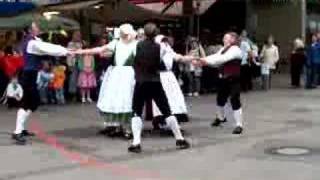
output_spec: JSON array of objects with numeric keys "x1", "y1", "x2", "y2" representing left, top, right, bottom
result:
[
  {"x1": 205, "y1": 45, "x2": 242, "y2": 67},
  {"x1": 27, "y1": 37, "x2": 68, "y2": 57}
]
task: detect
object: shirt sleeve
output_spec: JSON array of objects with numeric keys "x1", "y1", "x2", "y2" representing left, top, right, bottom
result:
[
  {"x1": 106, "y1": 40, "x2": 117, "y2": 52},
  {"x1": 27, "y1": 40, "x2": 68, "y2": 56},
  {"x1": 205, "y1": 46, "x2": 242, "y2": 66},
  {"x1": 274, "y1": 46, "x2": 280, "y2": 63}
]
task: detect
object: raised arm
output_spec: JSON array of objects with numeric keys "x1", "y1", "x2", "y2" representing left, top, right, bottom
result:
[
  {"x1": 27, "y1": 40, "x2": 68, "y2": 56},
  {"x1": 161, "y1": 43, "x2": 195, "y2": 63},
  {"x1": 74, "y1": 40, "x2": 117, "y2": 55},
  {"x1": 203, "y1": 46, "x2": 242, "y2": 66},
  {"x1": 74, "y1": 45, "x2": 110, "y2": 55}
]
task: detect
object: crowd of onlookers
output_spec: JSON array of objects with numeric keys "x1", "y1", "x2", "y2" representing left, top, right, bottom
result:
[{"x1": 1, "y1": 27, "x2": 320, "y2": 109}]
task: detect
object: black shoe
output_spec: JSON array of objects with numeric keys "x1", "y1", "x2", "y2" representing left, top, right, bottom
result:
[
  {"x1": 232, "y1": 126, "x2": 243, "y2": 134},
  {"x1": 12, "y1": 134, "x2": 27, "y2": 145},
  {"x1": 128, "y1": 144, "x2": 142, "y2": 153},
  {"x1": 211, "y1": 118, "x2": 226, "y2": 127},
  {"x1": 97, "y1": 128, "x2": 109, "y2": 135},
  {"x1": 176, "y1": 139, "x2": 190, "y2": 150},
  {"x1": 98, "y1": 127, "x2": 115, "y2": 135},
  {"x1": 22, "y1": 130, "x2": 35, "y2": 137}
]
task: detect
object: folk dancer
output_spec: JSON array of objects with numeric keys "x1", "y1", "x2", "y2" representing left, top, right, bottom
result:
[
  {"x1": 128, "y1": 23, "x2": 191, "y2": 153},
  {"x1": 197, "y1": 32, "x2": 244, "y2": 134},
  {"x1": 12, "y1": 22, "x2": 70, "y2": 145},
  {"x1": 74, "y1": 24, "x2": 137, "y2": 139}
]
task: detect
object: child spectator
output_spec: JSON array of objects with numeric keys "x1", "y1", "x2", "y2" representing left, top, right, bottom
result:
[
  {"x1": 37, "y1": 61, "x2": 54, "y2": 104},
  {"x1": 78, "y1": 53, "x2": 96, "y2": 103},
  {"x1": 52, "y1": 64, "x2": 66, "y2": 104},
  {"x1": 5, "y1": 76, "x2": 23, "y2": 109}
]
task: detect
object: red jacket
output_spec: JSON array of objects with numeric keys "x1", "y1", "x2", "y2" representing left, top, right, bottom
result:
[{"x1": 0, "y1": 54, "x2": 24, "y2": 78}]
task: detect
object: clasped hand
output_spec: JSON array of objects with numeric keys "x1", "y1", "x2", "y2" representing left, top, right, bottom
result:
[{"x1": 191, "y1": 58, "x2": 208, "y2": 67}]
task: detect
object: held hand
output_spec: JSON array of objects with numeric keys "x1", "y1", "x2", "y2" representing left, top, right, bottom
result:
[
  {"x1": 67, "y1": 48, "x2": 79, "y2": 56},
  {"x1": 199, "y1": 58, "x2": 208, "y2": 66},
  {"x1": 70, "y1": 49, "x2": 84, "y2": 55},
  {"x1": 183, "y1": 55, "x2": 196, "y2": 62},
  {"x1": 192, "y1": 59, "x2": 202, "y2": 67}
]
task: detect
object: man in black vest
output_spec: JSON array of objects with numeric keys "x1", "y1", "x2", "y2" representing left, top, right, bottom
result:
[
  {"x1": 12, "y1": 22, "x2": 69, "y2": 145},
  {"x1": 198, "y1": 32, "x2": 244, "y2": 134},
  {"x1": 129, "y1": 23, "x2": 190, "y2": 153}
]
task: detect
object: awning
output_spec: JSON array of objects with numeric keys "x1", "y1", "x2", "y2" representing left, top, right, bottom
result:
[
  {"x1": 129, "y1": 0, "x2": 217, "y2": 16},
  {"x1": 0, "y1": 2, "x2": 36, "y2": 17},
  {"x1": 0, "y1": 13, "x2": 79, "y2": 31},
  {"x1": 43, "y1": 0, "x2": 104, "y2": 11},
  {"x1": 100, "y1": 0, "x2": 175, "y2": 24}
]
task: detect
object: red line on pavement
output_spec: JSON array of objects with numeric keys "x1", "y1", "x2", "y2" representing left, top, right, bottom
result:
[{"x1": 29, "y1": 120, "x2": 165, "y2": 180}]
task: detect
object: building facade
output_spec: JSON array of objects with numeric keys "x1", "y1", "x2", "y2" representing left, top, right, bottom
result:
[{"x1": 247, "y1": 0, "x2": 306, "y2": 58}]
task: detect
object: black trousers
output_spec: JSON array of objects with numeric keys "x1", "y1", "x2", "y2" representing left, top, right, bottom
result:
[
  {"x1": 132, "y1": 81, "x2": 171, "y2": 122},
  {"x1": 217, "y1": 76, "x2": 241, "y2": 111},
  {"x1": 240, "y1": 65, "x2": 252, "y2": 91},
  {"x1": 290, "y1": 61, "x2": 304, "y2": 87},
  {"x1": 7, "y1": 98, "x2": 21, "y2": 108},
  {"x1": 20, "y1": 70, "x2": 40, "y2": 112}
]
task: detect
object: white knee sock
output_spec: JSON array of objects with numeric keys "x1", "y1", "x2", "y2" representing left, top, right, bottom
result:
[
  {"x1": 234, "y1": 108, "x2": 243, "y2": 127},
  {"x1": 14, "y1": 109, "x2": 27, "y2": 134},
  {"x1": 166, "y1": 116, "x2": 184, "y2": 140},
  {"x1": 23, "y1": 110, "x2": 32, "y2": 131},
  {"x1": 216, "y1": 105, "x2": 225, "y2": 120},
  {"x1": 131, "y1": 117, "x2": 143, "y2": 146}
]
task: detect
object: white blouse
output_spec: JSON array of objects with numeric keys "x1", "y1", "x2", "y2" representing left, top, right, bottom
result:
[
  {"x1": 106, "y1": 39, "x2": 137, "y2": 66},
  {"x1": 160, "y1": 43, "x2": 177, "y2": 70}
]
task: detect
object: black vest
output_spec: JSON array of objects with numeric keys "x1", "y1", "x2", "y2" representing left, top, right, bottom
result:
[
  {"x1": 218, "y1": 46, "x2": 241, "y2": 78},
  {"x1": 219, "y1": 59, "x2": 241, "y2": 78}
]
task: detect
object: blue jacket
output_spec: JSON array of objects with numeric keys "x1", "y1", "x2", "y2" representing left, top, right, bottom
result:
[{"x1": 307, "y1": 42, "x2": 320, "y2": 66}]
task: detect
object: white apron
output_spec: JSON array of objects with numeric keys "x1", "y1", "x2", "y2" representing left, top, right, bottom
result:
[
  {"x1": 97, "y1": 40, "x2": 136, "y2": 117},
  {"x1": 152, "y1": 48, "x2": 187, "y2": 116}
]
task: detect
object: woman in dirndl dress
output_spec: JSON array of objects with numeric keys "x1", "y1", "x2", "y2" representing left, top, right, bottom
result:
[
  {"x1": 151, "y1": 35, "x2": 189, "y2": 131},
  {"x1": 74, "y1": 24, "x2": 137, "y2": 138}
]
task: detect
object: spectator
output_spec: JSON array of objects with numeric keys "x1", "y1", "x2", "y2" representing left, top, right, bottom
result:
[
  {"x1": 78, "y1": 53, "x2": 96, "y2": 103},
  {"x1": 52, "y1": 64, "x2": 67, "y2": 104},
  {"x1": 37, "y1": 61, "x2": 54, "y2": 104},
  {"x1": 306, "y1": 34, "x2": 320, "y2": 89},
  {"x1": 249, "y1": 38, "x2": 260, "y2": 79},
  {"x1": 290, "y1": 38, "x2": 306, "y2": 88},
  {"x1": 67, "y1": 31, "x2": 82, "y2": 102},
  {"x1": 185, "y1": 37, "x2": 206, "y2": 97},
  {"x1": 94, "y1": 37, "x2": 110, "y2": 97},
  {"x1": 240, "y1": 30, "x2": 253, "y2": 92},
  {"x1": 5, "y1": 75, "x2": 23, "y2": 109},
  {"x1": 260, "y1": 35, "x2": 279, "y2": 90}
]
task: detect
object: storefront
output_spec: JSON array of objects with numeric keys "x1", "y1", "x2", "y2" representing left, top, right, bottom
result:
[{"x1": 247, "y1": 0, "x2": 306, "y2": 59}]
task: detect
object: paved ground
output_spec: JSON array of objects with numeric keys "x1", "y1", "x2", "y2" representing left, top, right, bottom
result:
[{"x1": 0, "y1": 74, "x2": 320, "y2": 180}]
